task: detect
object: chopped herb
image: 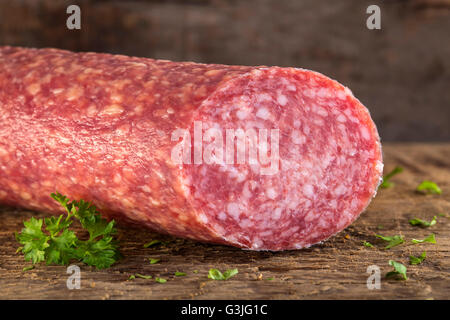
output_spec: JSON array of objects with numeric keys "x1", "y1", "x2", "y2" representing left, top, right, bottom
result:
[
  {"x1": 380, "y1": 166, "x2": 403, "y2": 188},
  {"x1": 409, "y1": 216, "x2": 437, "y2": 228},
  {"x1": 128, "y1": 275, "x2": 136, "y2": 280},
  {"x1": 266, "y1": 277, "x2": 274, "y2": 280},
  {"x1": 416, "y1": 181, "x2": 442, "y2": 195},
  {"x1": 149, "y1": 258, "x2": 160, "y2": 264},
  {"x1": 412, "y1": 234, "x2": 436, "y2": 244},
  {"x1": 362, "y1": 241, "x2": 374, "y2": 248},
  {"x1": 375, "y1": 234, "x2": 404, "y2": 249},
  {"x1": 193, "y1": 270, "x2": 199, "y2": 274},
  {"x1": 143, "y1": 240, "x2": 161, "y2": 248},
  {"x1": 386, "y1": 260, "x2": 407, "y2": 280},
  {"x1": 135, "y1": 274, "x2": 152, "y2": 279},
  {"x1": 175, "y1": 271, "x2": 186, "y2": 276},
  {"x1": 377, "y1": 225, "x2": 384, "y2": 230},
  {"x1": 409, "y1": 251, "x2": 426, "y2": 265},
  {"x1": 208, "y1": 268, "x2": 238, "y2": 280},
  {"x1": 15, "y1": 192, "x2": 120, "y2": 269},
  {"x1": 155, "y1": 277, "x2": 166, "y2": 283},
  {"x1": 22, "y1": 265, "x2": 35, "y2": 272}
]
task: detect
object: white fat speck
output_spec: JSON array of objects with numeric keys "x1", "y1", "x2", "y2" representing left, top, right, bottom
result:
[
  {"x1": 240, "y1": 219, "x2": 252, "y2": 228},
  {"x1": 291, "y1": 131, "x2": 305, "y2": 145},
  {"x1": 236, "y1": 109, "x2": 248, "y2": 120},
  {"x1": 273, "y1": 207, "x2": 282, "y2": 220},
  {"x1": 334, "y1": 184, "x2": 347, "y2": 196},
  {"x1": 360, "y1": 126, "x2": 370, "y2": 140},
  {"x1": 303, "y1": 184, "x2": 314, "y2": 197},
  {"x1": 277, "y1": 94, "x2": 288, "y2": 106},
  {"x1": 315, "y1": 106, "x2": 328, "y2": 117},
  {"x1": 317, "y1": 88, "x2": 329, "y2": 98},
  {"x1": 293, "y1": 120, "x2": 301, "y2": 128},
  {"x1": 337, "y1": 114, "x2": 347, "y2": 122},
  {"x1": 266, "y1": 187, "x2": 277, "y2": 199},
  {"x1": 256, "y1": 107, "x2": 270, "y2": 120},
  {"x1": 198, "y1": 213, "x2": 208, "y2": 223},
  {"x1": 376, "y1": 161, "x2": 384, "y2": 173},
  {"x1": 227, "y1": 203, "x2": 240, "y2": 220},
  {"x1": 303, "y1": 125, "x2": 310, "y2": 135},
  {"x1": 167, "y1": 108, "x2": 174, "y2": 114},
  {"x1": 252, "y1": 239, "x2": 263, "y2": 249},
  {"x1": 314, "y1": 118, "x2": 324, "y2": 126},
  {"x1": 218, "y1": 211, "x2": 227, "y2": 220},
  {"x1": 287, "y1": 85, "x2": 297, "y2": 91},
  {"x1": 336, "y1": 90, "x2": 346, "y2": 100}
]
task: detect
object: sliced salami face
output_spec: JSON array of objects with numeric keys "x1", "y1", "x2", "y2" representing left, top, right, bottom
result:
[{"x1": 0, "y1": 47, "x2": 383, "y2": 250}]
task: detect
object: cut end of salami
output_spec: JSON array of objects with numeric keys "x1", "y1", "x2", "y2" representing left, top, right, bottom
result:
[
  {"x1": 183, "y1": 67, "x2": 382, "y2": 250},
  {"x1": 0, "y1": 47, "x2": 382, "y2": 251}
]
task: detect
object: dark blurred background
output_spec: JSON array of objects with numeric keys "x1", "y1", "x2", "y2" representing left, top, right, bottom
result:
[{"x1": 0, "y1": 0, "x2": 449, "y2": 141}]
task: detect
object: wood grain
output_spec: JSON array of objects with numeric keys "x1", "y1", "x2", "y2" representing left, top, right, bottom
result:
[{"x1": 0, "y1": 143, "x2": 449, "y2": 299}]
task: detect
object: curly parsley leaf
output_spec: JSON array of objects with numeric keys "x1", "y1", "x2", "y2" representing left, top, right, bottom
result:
[
  {"x1": 15, "y1": 193, "x2": 120, "y2": 269},
  {"x1": 375, "y1": 234, "x2": 404, "y2": 249},
  {"x1": 208, "y1": 268, "x2": 238, "y2": 280},
  {"x1": 22, "y1": 265, "x2": 35, "y2": 272},
  {"x1": 416, "y1": 181, "x2": 442, "y2": 195},
  {"x1": 409, "y1": 251, "x2": 426, "y2": 265},
  {"x1": 362, "y1": 241, "x2": 374, "y2": 248},
  {"x1": 386, "y1": 260, "x2": 407, "y2": 280},
  {"x1": 143, "y1": 240, "x2": 162, "y2": 248},
  {"x1": 409, "y1": 216, "x2": 437, "y2": 228},
  {"x1": 380, "y1": 166, "x2": 403, "y2": 188},
  {"x1": 155, "y1": 277, "x2": 167, "y2": 283},
  {"x1": 412, "y1": 233, "x2": 436, "y2": 244}
]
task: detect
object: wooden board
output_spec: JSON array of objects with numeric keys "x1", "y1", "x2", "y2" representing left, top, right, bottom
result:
[{"x1": 0, "y1": 143, "x2": 449, "y2": 300}]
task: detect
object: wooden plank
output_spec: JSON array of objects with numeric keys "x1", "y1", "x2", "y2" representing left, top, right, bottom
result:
[{"x1": 0, "y1": 143, "x2": 449, "y2": 299}]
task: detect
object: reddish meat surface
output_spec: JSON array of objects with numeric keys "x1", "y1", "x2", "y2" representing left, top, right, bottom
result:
[{"x1": 0, "y1": 47, "x2": 382, "y2": 250}]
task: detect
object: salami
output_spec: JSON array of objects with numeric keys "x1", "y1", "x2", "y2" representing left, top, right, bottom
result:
[{"x1": 0, "y1": 46, "x2": 383, "y2": 250}]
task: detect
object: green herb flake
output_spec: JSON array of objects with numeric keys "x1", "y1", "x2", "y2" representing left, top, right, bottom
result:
[
  {"x1": 380, "y1": 166, "x2": 403, "y2": 188},
  {"x1": 135, "y1": 274, "x2": 152, "y2": 279},
  {"x1": 416, "y1": 181, "x2": 442, "y2": 195},
  {"x1": 15, "y1": 193, "x2": 120, "y2": 269},
  {"x1": 155, "y1": 277, "x2": 167, "y2": 283},
  {"x1": 362, "y1": 241, "x2": 374, "y2": 248},
  {"x1": 143, "y1": 240, "x2": 161, "y2": 248},
  {"x1": 377, "y1": 225, "x2": 384, "y2": 230},
  {"x1": 175, "y1": 271, "x2": 186, "y2": 276},
  {"x1": 409, "y1": 251, "x2": 426, "y2": 265},
  {"x1": 128, "y1": 275, "x2": 136, "y2": 280},
  {"x1": 375, "y1": 234, "x2": 404, "y2": 249},
  {"x1": 149, "y1": 258, "x2": 160, "y2": 264},
  {"x1": 266, "y1": 277, "x2": 274, "y2": 280},
  {"x1": 22, "y1": 265, "x2": 35, "y2": 272},
  {"x1": 386, "y1": 260, "x2": 408, "y2": 280},
  {"x1": 409, "y1": 216, "x2": 437, "y2": 228},
  {"x1": 412, "y1": 233, "x2": 436, "y2": 244},
  {"x1": 208, "y1": 268, "x2": 238, "y2": 280},
  {"x1": 193, "y1": 270, "x2": 199, "y2": 274}
]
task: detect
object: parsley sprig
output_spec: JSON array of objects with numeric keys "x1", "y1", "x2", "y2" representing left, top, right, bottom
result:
[
  {"x1": 15, "y1": 193, "x2": 121, "y2": 269},
  {"x1": 375, "y1": 234, "x2": 404, "y2": 249},
  {"x1": 208, "y1": 268, "x2": 238, "y2": 280}
]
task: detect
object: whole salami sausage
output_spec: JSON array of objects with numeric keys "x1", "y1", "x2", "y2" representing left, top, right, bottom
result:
[{"x1": 0, "y1": 46, "x2": 382, "y2": 250}]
